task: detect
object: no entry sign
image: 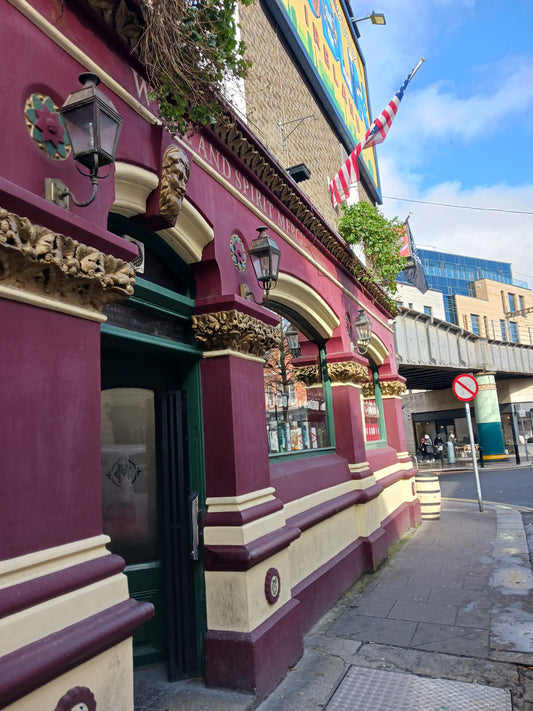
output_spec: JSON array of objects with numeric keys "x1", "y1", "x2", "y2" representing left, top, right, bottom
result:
[{"x1": 452, "y1": 373, "x2": 479, "y2": 402}]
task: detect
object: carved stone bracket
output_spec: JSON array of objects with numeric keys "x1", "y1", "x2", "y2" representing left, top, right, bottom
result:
[
  {"x1": 87, "y1": 0, "x2": 144, "y2": 50},
  {"x1": 159, "y1": 145, "x2": 191, "y2": 222},
  {"x1": 379, "y1": 380, "x2": 407, "y2": 398},
  {"x1": 293, "y1": 364, "x2": 320, "y2": 386},
  {"x1": 191, "y1": 309, "x2": 279, "y2": 357},
  {"x1": 0, "y1": 207, "x2": 135, "y2": 312},
  {"x1": 327, "y1": 361, "x2": 370, "y2": 386}
]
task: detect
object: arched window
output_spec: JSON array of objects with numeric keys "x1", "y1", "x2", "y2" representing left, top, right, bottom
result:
[
  {"x1": 263, "y1": 318, "x2": 334, "y2": 455},
  {"x1": 363, "y1": 367, "x2": 387, "y2": 448}
]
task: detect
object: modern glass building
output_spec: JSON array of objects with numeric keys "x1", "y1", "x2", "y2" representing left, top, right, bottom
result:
[{"x1": 398, "y1": 248, "x2": 528, "y2": 323}]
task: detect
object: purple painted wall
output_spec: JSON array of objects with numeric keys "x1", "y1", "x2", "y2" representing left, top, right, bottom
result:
[{"x1": 0, "y1": 299, "x2": 102, "y2": 559}]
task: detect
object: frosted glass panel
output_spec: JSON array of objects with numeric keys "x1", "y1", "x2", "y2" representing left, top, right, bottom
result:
[{"x1": 101, "y1": 388, "x2": 158, "y2": 562}]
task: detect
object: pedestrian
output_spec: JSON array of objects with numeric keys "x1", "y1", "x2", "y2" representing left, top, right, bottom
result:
[
  {"x1": 423, "y1": 434, "x2": 434, "y2": 462},
  {"x1": 418, "y1": 437, "x2": 427, "y2": 462},
  {"x1": 434, "y1": 434, "x2": 445, "y2": 461}
]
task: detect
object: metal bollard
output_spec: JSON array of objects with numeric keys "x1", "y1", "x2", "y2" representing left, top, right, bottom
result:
[{"x1": 514, "y1": 444, "x2": 521, "y2": 465}]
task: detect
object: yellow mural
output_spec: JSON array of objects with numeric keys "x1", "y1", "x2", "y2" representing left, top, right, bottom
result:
[{"x1": 270, "y1": 0, "x2": 380, "y2": 190}]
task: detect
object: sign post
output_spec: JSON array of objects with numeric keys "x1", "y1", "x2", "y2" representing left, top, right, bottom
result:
[{"x1": 452, "y1": 374, "x2": 483, "y2": 512}]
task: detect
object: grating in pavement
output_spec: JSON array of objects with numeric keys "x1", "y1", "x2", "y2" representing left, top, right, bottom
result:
[{"x1": 326, "y1": 666, "x2": 511, "y2": 711}]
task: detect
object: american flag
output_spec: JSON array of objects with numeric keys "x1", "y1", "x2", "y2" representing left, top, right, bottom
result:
[{"x1": 329, "y1": 59, "x2": 425, "y2": 208}]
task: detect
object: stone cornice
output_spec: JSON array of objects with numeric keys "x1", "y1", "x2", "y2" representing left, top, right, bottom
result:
[
  {"x1": 0, "y1": 206, "x2": 135, "y2": 312},
  {"x1": 327, "y1": 361, "x2": 370, "y2": 385},
  {"x1": 211, "y1": 113, "x2": 395, "y2": 315},
  {"x1": 191, "y1": 309, "x2": 279, "y2": 357}
]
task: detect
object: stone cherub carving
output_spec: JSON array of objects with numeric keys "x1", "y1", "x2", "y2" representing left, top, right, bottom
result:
[{"x1": 159, "y1": 145, "x2": 190, "y2": 222}]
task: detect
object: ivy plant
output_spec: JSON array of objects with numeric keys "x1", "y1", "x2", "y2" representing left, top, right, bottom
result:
[
  {"x1": 338, "y1": 201, "x2": 407, "y2": 296},
  {"x1": 139, "y1": 0, "x2": 253, "y2": 135}
]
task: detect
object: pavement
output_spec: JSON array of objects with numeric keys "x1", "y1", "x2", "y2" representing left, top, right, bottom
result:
[{"x1": 135, "y1": 494, "x2": 533, "y2": 710}]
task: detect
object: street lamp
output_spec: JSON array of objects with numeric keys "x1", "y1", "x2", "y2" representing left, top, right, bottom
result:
[
  {"x1": 350, "y1": 11, "x2": 386, "y2": 25},
  {"x1": 240, "y1": 226, "x2": 282, "y2": 304},
  {"x1": 354, "y1": 309, "x2": 372, "y2": 354},
  {"x1": 45, "y1": 73, "x2": 123, "y2": 209}
]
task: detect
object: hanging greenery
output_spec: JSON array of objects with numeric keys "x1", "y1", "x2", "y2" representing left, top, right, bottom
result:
[
  {"x1": 337, "y1": 201, "x2": 407, "y2": 297},
  {"x1": 139, "y1": 0, "x2": 253, "y2": 135}
]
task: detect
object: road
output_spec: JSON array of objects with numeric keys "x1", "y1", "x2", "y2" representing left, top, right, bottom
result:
[{"x1": 439, "y1": 465, "x2": 533, "y2": 510}]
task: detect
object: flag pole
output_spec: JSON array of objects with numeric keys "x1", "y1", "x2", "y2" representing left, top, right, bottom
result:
[{"x1": 408, "y1": 57, "x2": 426, "y2": 82}]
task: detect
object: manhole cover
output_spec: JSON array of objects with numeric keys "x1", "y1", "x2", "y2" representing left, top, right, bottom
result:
[{"x1": 326, "y1": 666, "x2": 511, "y2": 711}]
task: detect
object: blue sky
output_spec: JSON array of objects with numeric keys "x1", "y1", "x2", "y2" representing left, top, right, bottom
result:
[{"x1": 351, "y1": 0, "x2": 533, "y2": 287}]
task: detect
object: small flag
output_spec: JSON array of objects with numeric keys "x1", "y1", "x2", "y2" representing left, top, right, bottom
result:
[
  {"x1": 402, "y1": 216, "x2": 428, "y2": 294},
  {"x1": 329, "y1": 58, "x2": 425, "y2": 208}
]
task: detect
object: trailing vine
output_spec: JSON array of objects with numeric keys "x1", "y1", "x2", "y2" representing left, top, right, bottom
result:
[
  {"x1": 139, "y1": 0, "x2": 253, "y2": 135},
  {"x1": 337, "y1": 201, "x2": 407, "y2": 297}
]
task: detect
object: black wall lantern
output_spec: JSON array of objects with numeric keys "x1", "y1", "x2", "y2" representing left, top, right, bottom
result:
[
  {"x1": 45, "y1": 73, "x2": 123, "y2": 209},
  {"x1": 354, "y1": 309, "x2": 372, "y2": 355},
  {"x1": 241, "y1": 226, "x2": 281, "y2": 304}
]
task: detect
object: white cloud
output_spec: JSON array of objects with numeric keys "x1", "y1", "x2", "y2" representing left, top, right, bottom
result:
[
  {"x1": 353, "y1": 0, "x2": 533, "y2": 292},
  {"x1": 401, "y1": 56, "x2": 533, "y2": 142},
  {"x1": 377, "y1": 156, "x2": 533, "y2": 288}
]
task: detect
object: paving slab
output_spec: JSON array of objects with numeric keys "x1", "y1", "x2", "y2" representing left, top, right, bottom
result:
[{"x1": 136, "y1": 499, "x2": 533, "y2": 711}]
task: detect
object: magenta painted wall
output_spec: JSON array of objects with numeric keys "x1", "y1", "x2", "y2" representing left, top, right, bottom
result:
[
  {"x1": 0, "y1": 299, "x2": 102, "y2": 559},
  {"x1": 200, "y1": 354, "x2": 271, "y2": 498}
]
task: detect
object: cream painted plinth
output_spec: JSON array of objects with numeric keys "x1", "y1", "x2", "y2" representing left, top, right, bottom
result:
[
  {"x1": 3, "y1": 640, "x2": 133, "y2": 711},
  {"x1": 205, "y1": 549, "x2": 290, "y2": 633},
  {"x1": 205, "y1": 471, "x2": 416, "y2": 634}
]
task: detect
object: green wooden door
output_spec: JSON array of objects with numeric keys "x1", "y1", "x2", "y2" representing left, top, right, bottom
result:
[{"x1": 101, "y1": 349, "x2": 200, "y2": 677}]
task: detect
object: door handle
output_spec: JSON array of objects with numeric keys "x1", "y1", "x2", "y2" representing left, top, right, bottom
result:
[{"x1": 190, "y1": 493, "x2": 199, "y2": 560}]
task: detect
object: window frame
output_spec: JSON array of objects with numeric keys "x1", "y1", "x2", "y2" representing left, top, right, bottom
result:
[{"x1": 264, "y1": 321, "x2": 335, "y2": 460}]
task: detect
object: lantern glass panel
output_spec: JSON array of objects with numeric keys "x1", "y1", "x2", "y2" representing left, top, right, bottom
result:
[
  {"x1": 62, "y1": 102, "x2": 98, "y2": 166},
  {"x1": 98, "y1": 107, "x2": 122, "y2": 165}
]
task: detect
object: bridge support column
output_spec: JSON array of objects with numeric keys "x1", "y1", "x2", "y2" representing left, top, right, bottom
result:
[{"x1": 474, "y1": 371, "x2": 508, "y2": 462}]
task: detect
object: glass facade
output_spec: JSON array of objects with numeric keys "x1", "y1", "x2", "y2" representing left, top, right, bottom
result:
[{"x1": 397, "y1": 249, "x2": 527, "y2": 324}]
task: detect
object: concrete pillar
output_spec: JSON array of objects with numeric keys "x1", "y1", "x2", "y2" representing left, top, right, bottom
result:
[{"x1": 474, "y1": 371, "x2": 508, "y2": 461}]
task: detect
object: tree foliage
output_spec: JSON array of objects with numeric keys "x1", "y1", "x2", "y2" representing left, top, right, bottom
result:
[
  {"x1": 337, "y1": 201, "x2": 407, "y2": 296},
  {"x1": 139, "y1": 0, "x2": 253, "y2": 135}
]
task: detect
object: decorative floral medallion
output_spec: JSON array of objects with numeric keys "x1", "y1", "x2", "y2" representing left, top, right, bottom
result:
[
  {"x1": 230, "y1": 234, "x2": 247, "y2": 271},
  {"x1": 54, "y1": 686, "x2": 96, "y2": 711},
  {"x1": 25, "y1": 94, "x2": 71, "y2": 160},
  {"x1": 264, "y1": 567, "x2": 281, "y2": 605}
]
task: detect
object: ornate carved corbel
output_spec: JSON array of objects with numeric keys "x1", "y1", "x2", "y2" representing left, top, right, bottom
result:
[
  {"x1": 379, "y1": 380, "x2": 407, "y2": 398},
  {"x1": 0, "y1": 207, "x2": 135, "y2": 311},
  {"x1": 362, "y1": 382, "x2": 375, "y2": 398},
  {"x1": 191, "y1": 309, "x2": 280, "y2": 357},
  {"x1": 327, "y1": 361, "x2": 370, "y2": 386},
  {"x1": 293, "y1": 364, "x2": 320, "y2": 386}
]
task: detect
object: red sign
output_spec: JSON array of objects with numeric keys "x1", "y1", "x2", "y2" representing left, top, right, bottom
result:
[{"x1": 452, "y1": 374, "x2": 479, "y2": 402}]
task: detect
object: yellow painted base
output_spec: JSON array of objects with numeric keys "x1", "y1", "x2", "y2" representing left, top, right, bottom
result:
[{"x1": 4, "y1": 640, "x2": 133, "y2": 711}]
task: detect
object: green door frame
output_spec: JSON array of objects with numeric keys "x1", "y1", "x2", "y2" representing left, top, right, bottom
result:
[{"x1": 101, "y1": 273, "x2": 206, "y2": 676}]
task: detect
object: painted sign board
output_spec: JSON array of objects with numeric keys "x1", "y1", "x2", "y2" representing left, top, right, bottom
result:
[
  {"x1": 265, "y1": 0, "x2": 382, "y2": 201},
  {"x1": 452, "y1": 374, "x2": 479, "y2": 402}
]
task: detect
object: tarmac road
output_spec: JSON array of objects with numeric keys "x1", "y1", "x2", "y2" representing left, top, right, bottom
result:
[{"x1": 440, "y1": 465, "x2": 533, "y2": 510}]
